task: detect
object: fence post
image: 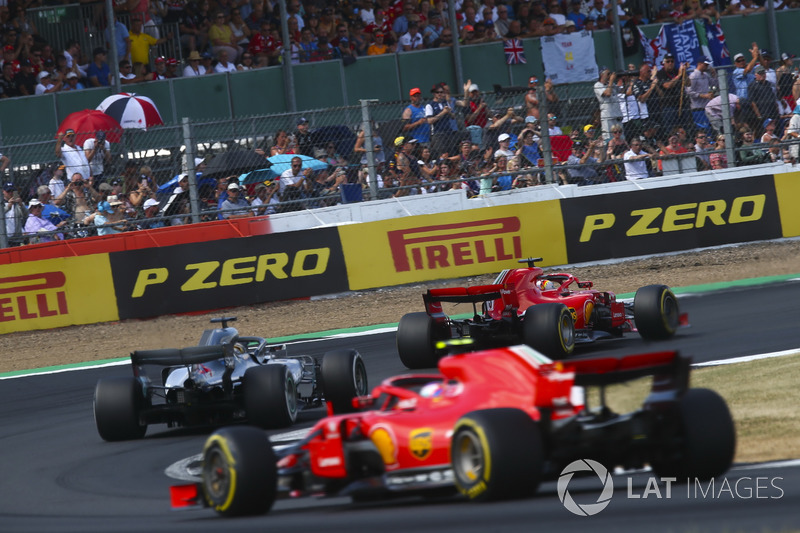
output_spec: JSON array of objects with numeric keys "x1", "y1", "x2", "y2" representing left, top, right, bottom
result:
[
  {"x1": 360, "y1": 99, "x2": 379, "y2": 199},
  {"x1": 718, "y1": 71, "x2": 735, "y2": 168},
  {"x1": 105, "y1": 0, "x2": 122, "y2": 94},
  {"x1": 766, "y1": 0, "x2": 781, "y2": 62},
  {"x1": 278, "y1": 0, "x2": 297, "y2": 112},
  {"x1": 538, "y1": 85, "x2": 555, "y2": 184},
  {"x1": 182, "y1": 117, "x2": 201, "y2": 224},
  {"x1": 610, "y1": 0, "x2": 625, "y2": 72},
  {"x1": 447, "y1": 0, "x2": 464, "y2": 90}
]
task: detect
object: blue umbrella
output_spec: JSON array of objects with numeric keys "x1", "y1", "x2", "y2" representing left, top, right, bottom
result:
[
  {"x1": 157, "y1": 173, "x2": 216, "y2": 193},
  {"x1": 239, "y1": 154, "x2": 330, "y2": 185}
]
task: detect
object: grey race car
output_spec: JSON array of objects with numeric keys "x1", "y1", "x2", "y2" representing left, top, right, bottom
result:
[{"x1": 93, "y1": 317, "x2": 368, "y2": 441}]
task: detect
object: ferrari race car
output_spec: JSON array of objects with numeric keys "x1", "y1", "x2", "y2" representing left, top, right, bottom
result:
[
  {"x1": 397, "y1": 257, "x2": 687, "y2": 368},
  {"x1": 93, "y1": 317, "x2": 368, "y2": 441},
  {"x1": 170, "y1": 344, "x2": 735, "y2": 517}
]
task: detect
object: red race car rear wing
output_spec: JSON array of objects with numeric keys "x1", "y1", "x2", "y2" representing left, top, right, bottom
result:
[
  {"x1": 424, "y1": 285, "x2": 504, "y2": 305},
  {"x1": 569, "y1": 350, "x2": 690, "y2": 393}
]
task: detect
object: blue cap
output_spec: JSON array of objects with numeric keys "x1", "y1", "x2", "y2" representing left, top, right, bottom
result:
[
  {"x1": 97, "y1": 201, "x2": 111, "y2": 213},
  {"x1": 3, "y1": 182, "x2": 15, "y2": 192}
]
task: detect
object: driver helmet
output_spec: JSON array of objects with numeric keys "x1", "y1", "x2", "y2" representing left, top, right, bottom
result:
[
  {"x1": 537, "y1": 279, "x2": 559, "y2": 291},
  {"x1": 420, "y1": 382, "x2": 444, "y2": 398},
  {"x1": 233, "y1": 342, "x2": 247, "y2": 357}
]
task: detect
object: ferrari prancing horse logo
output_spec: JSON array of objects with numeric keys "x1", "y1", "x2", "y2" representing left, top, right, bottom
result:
[{"x1": 409, "y1": 428, "x2": 434, "y2": 460}]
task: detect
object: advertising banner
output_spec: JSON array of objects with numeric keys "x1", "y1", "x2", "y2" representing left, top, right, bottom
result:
[
  {"x1": 338, "y1": 203, "x2": 568, "y2": 290},
  {"x1": 542, "y1": 31, "x2": 598, "y2": 84},
  {"x1": 111, "y1": 228, "x2": 348, "y2": 319},
  {"x1": 773, "y1": 171, "x2": 800, "y2": 238},
  {"x1": 0, "y1": 255, "x2": 118, "y2": 334},
  {"x1": 561, "y1": 175, "x2": 782, "y2": 263}
]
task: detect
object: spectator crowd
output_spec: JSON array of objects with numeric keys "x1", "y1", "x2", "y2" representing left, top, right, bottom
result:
[
  {"x1": 2, "y1": 0, "x2": 800, "y2": 246},
  {"x1": 2, "y1": 0, "x2": 798, "y2": 96}
]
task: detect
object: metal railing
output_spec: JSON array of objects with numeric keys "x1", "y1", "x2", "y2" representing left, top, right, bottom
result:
[{"x1": 2, "y1": 74, "x2": 797, "y2": 247}]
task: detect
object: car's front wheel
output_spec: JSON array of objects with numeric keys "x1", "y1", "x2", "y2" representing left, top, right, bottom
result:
[
  {"x1": 451, "y1": 408, "x2": 544, "y2": 502},
  {"x1": 202, "y1": 426, "x2": 277, "y2": 517},
  {"x1": 634, "y1": 284, "x2": 680, "y2": 340}
]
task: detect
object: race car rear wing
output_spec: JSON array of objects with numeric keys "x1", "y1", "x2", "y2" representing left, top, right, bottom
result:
[
  {"x1": 569, "y1": 350, "x2": 690, "y2": 395},
  {"x1": 424, "y1": 285, "x2": 504, "y2": 314},
  {"x1": 131, "y1": 345, "x2": 229, "y2": 367}
]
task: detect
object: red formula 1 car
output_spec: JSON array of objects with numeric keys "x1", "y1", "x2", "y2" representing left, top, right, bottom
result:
[
  {"x1": 396, "y1": 257, "x2": 687, "y2": 368},
  {"x1": 170, "y1": 345, "x2": 735, "y2": 517}
]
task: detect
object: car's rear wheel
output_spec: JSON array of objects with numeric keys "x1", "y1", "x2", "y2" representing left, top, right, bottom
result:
[
  {"x1": 650, "y1": 388, "x2": 736, "y2": 480},
  {"x1": 451, "y1": 408, "x2": 544, "y2": 502},
  {"x1": 634, "y1": 284, "x2": 680, "y2": 340},
  {"x1": 522, "y1": 303, "x2": 575, "y2": 360},
  {"x1": 244, "y1": 365, "x2": 298, "y2": 429},
  {"x1": 396, "y1": 312, "x2": 448, "y2": 369},
  {"x1": 321, "y1": 349, "x2": 369, "y2": 414},
  {"x1": 202, "y1": 426, "x2": 277, "y2": 517},
  {"x1": 93, "y1": 377, "x2": 147, "y2": 441}
]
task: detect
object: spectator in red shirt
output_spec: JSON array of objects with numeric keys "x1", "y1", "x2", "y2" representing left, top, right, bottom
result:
[{"x1": 461, "y1": 81, "x2": 488, "y2": 128}]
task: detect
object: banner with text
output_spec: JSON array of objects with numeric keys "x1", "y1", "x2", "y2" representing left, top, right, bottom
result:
[
  {"x1": 0, "y1": 255, "x2": 118, "y2": 334},
  {"x1": 338, "y1": 203, "x2": 568, "y2": 291},
  {"x1": 561, "y1": 175, "x2": 782, "y2": 264},
  {"x1": 110, "y1": 228, "x2": 348, "y2": 319}
]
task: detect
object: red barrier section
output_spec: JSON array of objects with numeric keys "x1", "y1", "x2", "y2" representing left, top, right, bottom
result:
[{"x1": 0, "y1": 217, "x2": 274, "y2": 265}]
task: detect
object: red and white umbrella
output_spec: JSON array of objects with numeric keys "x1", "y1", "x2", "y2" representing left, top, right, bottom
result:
[
  {"x1": 96, "y1": 92, "x2": 164, "y2": 130},
  {"x1": 56, "y1": 109, "x2": 123, "y2": 144}
]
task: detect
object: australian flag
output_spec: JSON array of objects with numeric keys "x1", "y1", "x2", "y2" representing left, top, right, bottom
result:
[{"x1": 504, "y1": 39, "x2": 527, "y2": 65}]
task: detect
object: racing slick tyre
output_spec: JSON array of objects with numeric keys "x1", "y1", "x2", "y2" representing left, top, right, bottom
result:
[
  {"x1": 451, "y1": 408, "x2": 544, "y2": 502},
  {"x1": 93, "y1": 377, "x2": 147, "y2": 441},
  {"x1": 243, "y1": 365, "x2": 298, "y2": 429},
  {"x1": 634, "y1": 284, "x2": 680, "y2": 340},
  {"x1": 202, "y1": 426, "x2": 277, "y2": 517},
  {"x1": 522, "y1": 303, "x2": 575, "y2": 360},
  {"x1": 650, "y1": 388, "x2": 736, "y2": 480},
  {"x1": 397, "y1": 312, "x2": 449, "y2": 369},
  {"x1": 321, "y1": 349, "x2": 369, "y2": 415}
]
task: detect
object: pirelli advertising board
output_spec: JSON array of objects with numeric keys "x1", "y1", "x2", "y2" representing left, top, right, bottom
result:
[
  {"x1": 110, "y1": 228, "x2": 348, "y2": 319},
  {"x1": 561, "y1": 175, "x2": 782, "y2": 263},
  {"x1": 773, "y1": 170, "x2": 800, "y2": 238},
  {"x1": 338, "y1": 202, "x2": 568, "y2": 290},
  {"x1": 0, "y1": 255, "x2": 119, "y2": 334}
]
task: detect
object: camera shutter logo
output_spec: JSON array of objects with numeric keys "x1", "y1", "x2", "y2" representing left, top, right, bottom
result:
[{"x1": 557, "y1": 459, "x2": 614, "y2": 516}]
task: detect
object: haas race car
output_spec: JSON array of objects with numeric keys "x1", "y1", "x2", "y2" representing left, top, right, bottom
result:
[
  {"x1": 93, "y1": 317, "x2": 368, "y2": 441},
  {"x1": 396, "y1": 257, "x2": 688, "y2": 368},
  {"x1": 170, "y1": 344, "x2": 735, "y2": 517}
]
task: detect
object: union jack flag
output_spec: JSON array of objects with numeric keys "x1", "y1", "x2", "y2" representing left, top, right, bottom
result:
[{"x1": 504, "y1": 39, "x2": 527, "y2": 65}]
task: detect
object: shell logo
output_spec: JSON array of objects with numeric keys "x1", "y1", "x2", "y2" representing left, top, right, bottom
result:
[{"x1": 369, "y1": 426, "x2": 397, "y2": 466}]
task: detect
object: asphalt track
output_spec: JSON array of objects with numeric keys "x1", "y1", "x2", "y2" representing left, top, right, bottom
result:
[{"x1": 2, "y1": 281, "x2": 800, "y2": 532}]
